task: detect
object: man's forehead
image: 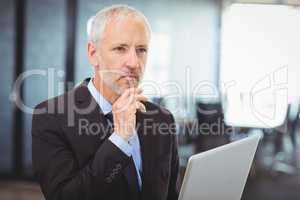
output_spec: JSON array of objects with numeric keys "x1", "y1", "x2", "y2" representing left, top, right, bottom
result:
[{"x1": 101, "y1": 16, "x2": 149, "y2": 44}]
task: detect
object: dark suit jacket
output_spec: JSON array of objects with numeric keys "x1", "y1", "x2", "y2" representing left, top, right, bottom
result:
[{"x1": 32, "y1": 78, "x2": 180, "y2": 200}]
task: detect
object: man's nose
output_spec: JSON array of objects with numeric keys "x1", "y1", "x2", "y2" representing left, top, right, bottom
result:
[{"x1": 125, "y1": 48, "x2": 139, "y2": 69}]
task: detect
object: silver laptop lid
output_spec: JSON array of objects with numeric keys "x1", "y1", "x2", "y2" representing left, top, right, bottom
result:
[{"x1": 179, "y1": 134, "x2": 261, "y2": 200}]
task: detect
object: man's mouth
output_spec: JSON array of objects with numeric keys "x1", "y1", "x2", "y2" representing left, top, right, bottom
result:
[
  {"x1": 126, "y1": 76, "x2": 137, "y2": 81},
  {"x1": 120, "y1": 75, "x2": 138, "y2": 81}
]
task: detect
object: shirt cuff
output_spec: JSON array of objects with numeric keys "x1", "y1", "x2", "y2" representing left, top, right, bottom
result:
[{"x1": 109, "y1": 132, "x2": 133, "y2": 157}]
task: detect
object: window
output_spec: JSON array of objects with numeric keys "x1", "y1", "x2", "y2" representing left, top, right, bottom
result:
[{"x1": 220, "y1": 4, "x2": 300, "y2": 127}]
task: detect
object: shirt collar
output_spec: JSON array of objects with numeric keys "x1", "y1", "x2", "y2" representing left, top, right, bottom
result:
[{"x1": 87, "y1": 78, "x2": 112, "y2": 115}]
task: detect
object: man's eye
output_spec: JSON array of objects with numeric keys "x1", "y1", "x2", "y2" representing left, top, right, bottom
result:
[
  {"x1": 114, "y1": 47, "x2": 126, "y2": 52},
  {"x1": 137, "y1": 48, "x2": 147, "y2": 54}
]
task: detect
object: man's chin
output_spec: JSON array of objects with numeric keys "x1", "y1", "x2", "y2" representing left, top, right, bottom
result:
[
  {"x1": 108, "y1": 84, "x2": 134, "y2": 96},
  {"x1": 104, "y1": 78, "x2": 139, "y2": 96},
  {"x1": 119, "y1": 78, "x2": 139, "y2": 89},
  {"x1": 118, "y1": 84, "x2": 138, "y2": 92}
]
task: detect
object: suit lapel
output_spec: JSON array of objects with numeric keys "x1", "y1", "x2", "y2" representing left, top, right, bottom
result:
[{"x1": 74, "y1": 78, "x2": 110, "y2": 144}]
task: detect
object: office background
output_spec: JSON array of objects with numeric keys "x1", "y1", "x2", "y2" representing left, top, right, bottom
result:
[{"x1": 1, "y1": 0, "x2": 300, "y2": 199}]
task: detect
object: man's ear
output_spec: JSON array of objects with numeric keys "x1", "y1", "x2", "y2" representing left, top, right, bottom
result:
[{"x1": 87, "y1": 42, "x2": 99, "y2": 69}]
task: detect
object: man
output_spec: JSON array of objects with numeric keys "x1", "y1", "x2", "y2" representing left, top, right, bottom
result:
[{"x1": 32, "y1": 4, "x2": 180, "y2": 200}]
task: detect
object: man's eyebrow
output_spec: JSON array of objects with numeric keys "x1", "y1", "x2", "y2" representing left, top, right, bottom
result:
[
  {"x1": 112, "y1": 43, "x2": 129, "y2": 47},
  {"x1": 112, "y1": 43, "x2": 148, "y2": 48},
  {"x1": 136, "y1": 44, "x2": 148, "y2": 48}
]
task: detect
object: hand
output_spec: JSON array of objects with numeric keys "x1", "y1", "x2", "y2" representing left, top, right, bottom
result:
[{"x1": 112, "y1": 88, "x2": 147, "y2": 141}]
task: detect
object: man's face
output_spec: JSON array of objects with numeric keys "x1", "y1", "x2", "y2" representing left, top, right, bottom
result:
[{"x1": 95, "y1": 16, "x2": 149, "y2": 94}]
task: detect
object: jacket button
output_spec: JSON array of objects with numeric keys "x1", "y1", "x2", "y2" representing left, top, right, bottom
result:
[
  {"x1": 106, "y1": 177, "x2": 112, "y2": 183},
  {"x1": 116, "y1": 163, "x2": 122, "y2": 170}
]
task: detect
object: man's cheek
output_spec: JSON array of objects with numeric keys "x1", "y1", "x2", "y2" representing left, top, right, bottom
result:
[{"x1": 107, "y1": 72, "x2": 120, "y2": 81}]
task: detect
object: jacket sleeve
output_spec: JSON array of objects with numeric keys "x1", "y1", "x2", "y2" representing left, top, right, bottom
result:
[
  {"x1": 32, "y1": 106, "x2": 130, "y2": 200},
  {"x1": 167, "y1": 114, "x2": 180, "y2": 200}
]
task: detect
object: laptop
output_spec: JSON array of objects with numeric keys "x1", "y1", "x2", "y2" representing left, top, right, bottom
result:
[{"x1": 178, "y1": 134, "x2": 261, "y2": 200}]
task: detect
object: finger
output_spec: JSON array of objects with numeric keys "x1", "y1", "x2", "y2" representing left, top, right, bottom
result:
[
  {"x1": 121, "y1": 88, "x2": 136, "y2": 108},
  {"x1": 118, "y1": 88, "x2": 142, "y2": 101},
  {"x1": 118, "y1": 88, "x2": 135, "y2": 102},
  {"x1": 135, "y1": 88, "x2": 143, "y2": 94},
  {"x1": 114, "y1": 88, "x2": 143, "y2": 111},
  {"x1": 118, "y1": 88, "x2": 131, "y2": 100},
  {"x1": 136, "y1": 94, "x2": 147, "y2": 102},
  {"x1": 136, "y1": 102, "x2": 146, "y2": 112},
  {"x1": 140, "y1": 104, "x2": 146, "y2": 112},
  {"x1": 129, "y1": 88, "x2": 137, "y2": 103},
  {"x1": 113, "y1": 89, "x2": 134, "y2": 113}
]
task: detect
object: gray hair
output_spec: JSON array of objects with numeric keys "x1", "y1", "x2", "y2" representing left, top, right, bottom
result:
[{"x1": 87, "y1": 4, "x2": 151, "y2": 43}]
